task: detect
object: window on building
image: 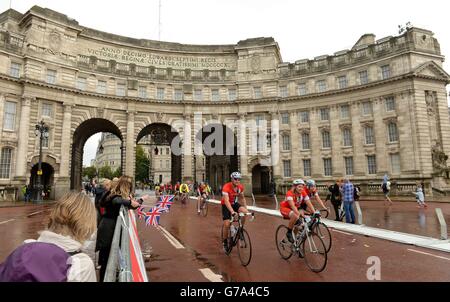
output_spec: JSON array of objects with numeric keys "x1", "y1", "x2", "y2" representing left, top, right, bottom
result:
[
  {"x1": 42, "y1": 131, "x2": 50, "y2": 148},
  {"x1": 364, "y1": 126, "x2": 374, "y2": 145},
  {"x1": 116, "y1": 83, "x2": 126, "y2": 96},
  {"x1": 381, "y1": 65, "x2": 391, "y2": 79},
  {"x1": 157, "y1": 87, "x2": 165, "y2": 100},
  {"x1": 385, "y1": 96, "x2": 395, "y2": 111},
  {"x1": 282, "y1": 134, "x2": 291, "y2": 151},
  {"x1": 359, "y1": 70, "x2": 368, "y2": 85},
  {"x1": 298, "y1": 83, "x2": 307, "y2": 96},
  {"x1": 303, "y1": 159, "x2": 311, "y2": 177},
  {"x1": 340, "y1": 104, "x2": 350, "y2": 119},
  {"x1": 174, "y1": 89, "x2": 184, "y2": 101},
  {"x1": 390, "y1": 153, "x2": 401, "y2": 174},
  {"x1": 345, "y1": 157, "x2": 354, "y2": 175},
  {"x1": 228, "y1": 89, "x2": 237, "y2": 101},
  {"x1": 316, "y1": 80, "x2": 327, "y2": 92},
  {"x1": 46, "y1": 69, "x2": 57, "y2": 84},
  {"x1": 337, "y1": 76, "x2": 348, "y2": 89},
  {"x1": 254, "y1": 87, "x2": 262, "y2": 99},
  {"x1": 388, "y1": 122, "x2": 398, "y2": 142},
  {"x1": 76, "y1": 77, "x2": 86, "y2": 91},
  {"x1": 322, "y1": 130, "x2": 331, "y2": 148},
  {"x1": 166, "y1": 148, "x2": 170, "y2": 155},
  {"x1": 302, "y1": 132, "x2": 310, "y2": 150},
  {"x1": 283, "y1": 160, "x2": 292, "y2": 178},
  {"x1": 138, "y1": 86, "x2": 147, "y2": 98},
  {"x1": 280, "y1": 86, "x2": 288, "y2": 98},
  {"x1": 342, "y1": 128, "x2": 352, "y2": 147},
  {"x1": 320, "y1": 108, "x2": 330, "y2": 121},
  {"x1": 281, "y1": 112, "x2": 290, "y2": 125},
  {"x1": 255, "y1": 115, "x2": 265, "y2": 126},
  {"x1": 194, "y1": 89, "x2": 203, "y2": 101},
  {"x1": 0, "y1": 148, "x2": 12, "y2": 179},
  {"x1": 362, "y1": 101, "x2": 373, "y2": 116},
  {"x1": 3, "y1": 101, "x2": 16, "y2": 131},
  {"x1": 97, "y1": 80, "x2": 107, "y2": 94},
  {"x1": 10, "y1": 62, "x2": 20, "y2": 78},
  {"x1": 299, "y1": 111, "x2": 309, "y2": 123},
  {"x1": 367, "y1": 155, "x2": 377, "y2": 174},
  {"x1": 211, "y1": 89, "x2": 220, "y2": 101},
  {"x1": 42, "y1": 103, "x2": 53, "y2": 118},
  {"x1": 323, "y1": 158, "x2": 332, "y2": 176}
]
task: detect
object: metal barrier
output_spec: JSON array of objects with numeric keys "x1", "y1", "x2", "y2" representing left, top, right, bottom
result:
[
  {"x1": 251, "y1": 193, "x2": 256, "y2": 207},
  {"x1": 435, "y1": 208, "x2": 448, "y2": 240},
  {"x1": 355, "y1": 201, "x2": 363, "y2": 225},
  {"x1": 104, "y1": 205, "x2": 148, "y2": 282},
  {"x1": 274, "y1": 195, "x2": 279, "y2": 210}
]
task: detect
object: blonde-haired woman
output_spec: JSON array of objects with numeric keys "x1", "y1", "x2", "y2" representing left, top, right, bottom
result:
[
  {"x1": 96, "y1": 175, "x2": 149, "y2": 281},
  {"x1": 0, "y1": 192, "x2": 97, "y2": 281}
]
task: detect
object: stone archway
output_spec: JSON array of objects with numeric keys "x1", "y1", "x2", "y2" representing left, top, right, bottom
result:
[
  {"x1": 70, "y1": 118, "x2": 123, "y2": 190},
  {"x1": 196, "y1": 123, "x2": 238, "y2": 192},
  {"x1": 136, "y1": 123, "x2": 182, "y2": 184}
]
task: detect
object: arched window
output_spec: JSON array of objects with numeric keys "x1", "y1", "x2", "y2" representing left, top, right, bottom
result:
[
  {"x1": 0, "y1": 148, "x2": 13, "y2": 179},
  {"x1": 388, "y1": 122, "x2": 398, "y2": 142}
]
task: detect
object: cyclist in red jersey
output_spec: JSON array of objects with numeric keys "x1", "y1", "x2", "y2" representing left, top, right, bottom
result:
[
  {"x1": 279, "y1": 179, "x2": 316, "y2": 242},
  {"x1": 221, "y1": 172, "x2": 249, "y2": 252},
  {"x1": 305, "y1": 179, "x2": 327, "y2": 211}
]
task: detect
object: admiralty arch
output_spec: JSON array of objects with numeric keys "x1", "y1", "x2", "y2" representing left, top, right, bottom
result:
[{"x1": 1, "y1": 6, "x2": 450, "y2": 200}]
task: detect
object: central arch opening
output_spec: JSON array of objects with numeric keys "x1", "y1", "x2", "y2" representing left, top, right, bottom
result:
[{"x1": 70, "y1": 118, "x2": 123, "y2": 190}]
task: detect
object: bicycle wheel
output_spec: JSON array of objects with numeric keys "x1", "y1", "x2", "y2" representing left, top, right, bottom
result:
[
  {"x1": 301, "y1": 231, "x2": 327, "y2": 273},
  {"x1": 275, "y1": 225, "x2": 293, "y2": 260},
  {"x1": 313, "y1": 222, "x2": 332, "y2": 253},
  {"x1": 237, "y1": 228, "x2": 252, "y2": 266},
  {"x1": 221, "y1": 225, "x2": 232, "y2": 255},
  {"x1": 201, "y1": 199, "x2": 208, "y2": 217}
]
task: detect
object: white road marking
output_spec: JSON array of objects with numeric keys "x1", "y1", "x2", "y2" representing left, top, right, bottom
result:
[
  {"x1": 158, "y1": 226, "x2": 185, "y2": 249},
  {"x1": 199, "y1": 268, "x2": 223, "y2": 282},
  {"x1": 407, "y1": 249, "x2": 450, "y2": 261},
  {"x1": 332, "y1": 229, "x2": 353, "y2": 236},
  {"x1": 27, "y1": 210, "x2": 45, "y2": 217},
  {"x1": 0, "y1": 219, "x2": 15, "y2": 225}
]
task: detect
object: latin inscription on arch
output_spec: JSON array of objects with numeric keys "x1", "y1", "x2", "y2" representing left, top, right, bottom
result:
[{"x1": 86, "y1": 47, "x2": 236, "y2": 69}]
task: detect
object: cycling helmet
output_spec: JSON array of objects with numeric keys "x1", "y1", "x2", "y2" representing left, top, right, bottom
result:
[
  {"x1": 293, "y1": 179, "x2": 305, "y2": 186},
  {"x1": 306, "y1": 179, "x2": 316, "y2": 188},
  {"x1": 230, "y1": 172, "x2": 242, "y2": 180}
]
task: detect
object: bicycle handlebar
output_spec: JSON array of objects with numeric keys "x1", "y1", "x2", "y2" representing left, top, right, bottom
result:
[{"x1": 229, "y1": 212, "x2": 255, "y2": 222}]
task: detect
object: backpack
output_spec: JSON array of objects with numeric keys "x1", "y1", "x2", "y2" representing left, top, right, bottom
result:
[
  {"x1": 381, "y1": 183, "x2": 387, "y2": 191},
  {"x1": 0, "y1": 242, "x2": 80, "y2": 282}
]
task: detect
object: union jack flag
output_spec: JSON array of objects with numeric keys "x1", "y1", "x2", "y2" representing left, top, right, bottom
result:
[
  {"x1": 156, "y1": 195, "x2": 174, "y2": 213},
  {"x1": 137, "y1": 206, "x2": 146, "y2": 220},
  {"x1": 145, "y1": 207, "x2": 163, "y2": 226}
]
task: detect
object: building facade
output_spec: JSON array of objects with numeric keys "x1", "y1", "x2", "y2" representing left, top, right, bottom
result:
[
  {"x1": 1, "y1": 6, "x2": 450, "y2": 199},
  {"x1": 92, "y1": 132, "x2": 121, "y2": 172}
]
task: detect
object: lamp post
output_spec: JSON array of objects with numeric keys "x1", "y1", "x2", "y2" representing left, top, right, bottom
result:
[{"x1": 34, "y1": 121, "x2": 49, "y2": 203}]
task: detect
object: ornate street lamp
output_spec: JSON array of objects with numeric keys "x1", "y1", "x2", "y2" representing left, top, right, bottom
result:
[{"x1": 34, "y1": 121, "x2": 49, "y2": 203}]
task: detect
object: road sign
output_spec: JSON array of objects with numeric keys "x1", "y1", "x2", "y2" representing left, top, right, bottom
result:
[{"x1": 37, "y1": 170, "x2": 43, "y2": 175}]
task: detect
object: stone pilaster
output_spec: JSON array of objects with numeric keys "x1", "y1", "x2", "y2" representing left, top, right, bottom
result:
[
  {"x1": 270, "y1": 112, "x2": 282, "y2": 181},
  {"x1": 59, "y1": 103, "x2": 72, "y2": 177},
  {"x1": 238, "y1": 113, "x2": 251, "y2": 193},
  {"x1": 290, "y1": 112, "x2": 301, "y2": 178},
  {"x1": 14, "y1": 96, "x2": 32, "y2": 180},
  {"x1": 373, "y1": 97, "x2": 388, "y2": 175},
  {"x1": 351, "y1": 102, "x2": 365, "y2": 176},
  {"x1": 125, "y1": 111, "x2": 135, "y2": 178},
  {"x1": 182, "y1": 114, "x2": 193, "y2": 182},
  {"x1": 330, "y1": 105, "x2": 343, "y2": 178},
  {"x1": 309, "y1": 108, "x2": 322, "y2": 178}
]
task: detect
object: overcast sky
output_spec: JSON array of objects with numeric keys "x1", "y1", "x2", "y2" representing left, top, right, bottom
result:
[{"x1": 2, "y1": 0, "x2": 450, "y2": 166}]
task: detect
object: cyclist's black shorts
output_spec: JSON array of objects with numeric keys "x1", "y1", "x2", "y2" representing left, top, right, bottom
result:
[
  {"x1": 222, "y1": 203, "x2": 241, "y2": 221},
  {"x1": 299, "y1": 203, "x2": 307, "y2": 211}
]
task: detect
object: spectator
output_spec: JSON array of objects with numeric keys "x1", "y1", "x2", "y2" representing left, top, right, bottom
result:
[
  {"x1": 95, "y1": 176, "x2": 149, "y2": 282},
  {"x1": 354, "y1": 184, "x2": 361, "y2": 201},
  {"x1": 341, "y1": 178, "x2": 356, "y2": 224},
  {"x1": 0, "y1": 192, "x2": 97, "y2": 281},
  {"x1": 413, "y1": 183, "x2": 428, "y2": 208},
  {"x1": 329, "y1": 179, "x2": 342, "y2": 221},
  {"x1": 94, "y1": 179, "x2": 111, "y2": 226},
  {"x1": 382, "y1": 178, "x2": 393, "y2": 206}
]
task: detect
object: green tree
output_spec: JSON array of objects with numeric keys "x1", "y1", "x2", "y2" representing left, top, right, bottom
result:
[
  {"x1": 113, "y1": 166, "x2": 121, "y2": 178},
  {"x1": 135, "y1": 145, "x2": 150, "y2": 182},
  {"x1": 82, "y1": 166, "x2": 97, "y2": 180},
  {"x1": 99, "y1": 165, "x2": 114, "y2": 180}
]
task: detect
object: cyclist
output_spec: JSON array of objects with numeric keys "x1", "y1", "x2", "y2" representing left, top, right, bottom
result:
[
  {"x1": 279, "y1": 179, "x2": 316, "y2": 243},
  {"x1": 221, "y1": 172, "x2": 249, "y2": 252},
  {"x1": 197, "y1": 181, "x2": 209, "y2": 214},
  {"x1": 305, "y1": 179, "x2": 328, "y2": 212},
  {"x1": 179, "y1": 182, "x2": 190, "y2": 204}
]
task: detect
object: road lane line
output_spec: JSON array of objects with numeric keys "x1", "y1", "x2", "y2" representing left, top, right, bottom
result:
[
  {"x1": 27, "y1": 210, "x2": 45, "y2": 217},
  {"x1": 407, "y1": 249, "x2": 450, "y2": 261},
  {"x1": 199, "y1": 268, "x2": 223, "y2": 282},
  {"x1": 158, "y1": 226, "x2": 185, "y2": 249},
  {"x1": 332, "y1": 229, "x2": 353, "y2": 236},
  {"x1": 0, "y1": 219, "x2": 15, "y2": 225}
]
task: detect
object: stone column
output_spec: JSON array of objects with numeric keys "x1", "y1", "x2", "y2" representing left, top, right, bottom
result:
[
  {"x1": 124, "y1": 111, "x2": 135, "y2": 178},
  {"x1": 351, "y1": 102, "x2": 365, "y2": 177},
  {"x1": 182, "y1": 114, "x2": 193, "y2": 182},
  {"x1": 309, "y1": 108, "x2": 322, "y2": 178},
  {"x1": 373, "y1": 97, "x2": 388, "y2": 175},
  {"x1": 238, "y1": 113, "x2": 251, "y2": 194},
  {"x1": 330, "y1": 105, "x2": 343, "y2": 178},
  {"x1": 54, "y1": 103, "x2": 72, "y2": 199},
  {"x1": 15, "y1": 96, "x2": 32, "y2": 180},
  {"x1": 0, "y1": 94, "x2": 5, "y2": 139},
  {"x1": 270, "y1": 112, "x2": 282, "y2": 191},
  {"x1": 290, "y1": 112, "x2": 301, "y2": 178}
]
